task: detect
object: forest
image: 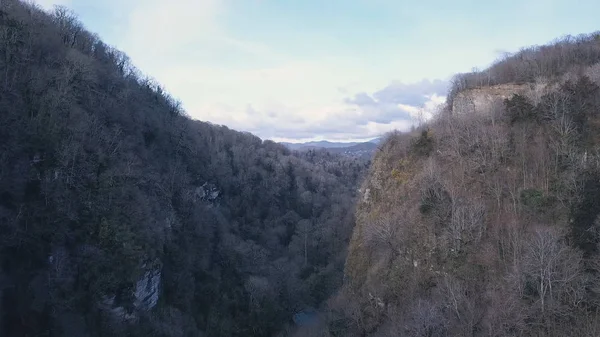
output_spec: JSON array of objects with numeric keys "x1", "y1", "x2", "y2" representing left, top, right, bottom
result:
[
  {"x1": 0, "y1": 1, "x2": 369, "y2": 336},
  {"x1": 4, "y1": 0, "x2": 600, "y2": 336},
  {"x1": 321, "y1": 32, "x2": 600, "y2": 337}
]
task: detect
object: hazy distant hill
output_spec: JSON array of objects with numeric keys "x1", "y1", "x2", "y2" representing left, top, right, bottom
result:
[
  {"x1": 280, "y1": 140, "x2": 358, "y2": 150},
  {"x1": 326, "y1": 142, "x2": 379, "y2": 158},
  {"x1": 281, "y1": 138, "x2": 381, "y2": 158}
]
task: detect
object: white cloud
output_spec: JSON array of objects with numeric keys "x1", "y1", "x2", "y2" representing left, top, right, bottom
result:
[
  {"x1": 32, "y1": 0, "x2": 448, "y2": 141},
  {"x1": 200, "y1": 88, "x2": 446, "y2": 143},
  {"x1": 121, "y1": 0, "x2": 222, "y2": 66},
  {"x1": 107, "y1": 0, "x2": 429, "y2": 141}
]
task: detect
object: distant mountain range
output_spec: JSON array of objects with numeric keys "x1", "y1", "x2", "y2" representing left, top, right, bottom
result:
[
  {"x1": 280, "y1": 137, "x2": 382, "y2": 158},
  {"x1": 281, "y1": 137, "x2": 381, "y2": 150}
]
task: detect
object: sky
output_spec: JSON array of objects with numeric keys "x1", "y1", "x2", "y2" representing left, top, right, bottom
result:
[{"x1": 32, "y1": 0, "x2": 600, "y2": 143}]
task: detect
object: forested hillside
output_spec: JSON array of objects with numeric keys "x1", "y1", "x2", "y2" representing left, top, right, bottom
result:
[
  {"x1": 313, "y1": 32, "x2": 600, "y2": 337},
  {"x1": 0, "y1": 1, "x2": 368, "y2": 336}
]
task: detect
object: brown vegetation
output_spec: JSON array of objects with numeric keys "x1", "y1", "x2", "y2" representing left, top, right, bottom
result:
[{"x1": 318, "y1": 35, "x2": 600, "y2": 337}]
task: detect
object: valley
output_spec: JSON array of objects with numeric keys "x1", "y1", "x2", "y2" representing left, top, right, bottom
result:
[{"x1": 1, "y1": 1, "x2": 600, "y2": 336}]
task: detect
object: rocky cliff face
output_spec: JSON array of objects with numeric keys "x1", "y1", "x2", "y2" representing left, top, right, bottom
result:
[
  {"x1": 99, "y1": 262, "x2": 162, "y2": 321},
  {"x1": 451, "y1": 83, "x2": 531, "y2": 114},
  {"x1": 134, "y1": 267, "x2": 161, "y2": 311}
]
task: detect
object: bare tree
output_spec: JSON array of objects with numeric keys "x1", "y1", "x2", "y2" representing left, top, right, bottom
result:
[
  {"x1": 522, "y1": 228, "x2": 585, "y2": 317},
  {"x1": 52, "y1": 5, "x2": 82, "y2": 48},
  {"x1": 439, "y1": 274, "x2": 481, "y2": 336},
  {"x1": 448, "y1": 197, "x2": 486, "y2": 253},
  {"x1": 363, "y1": 216, "x2": 399, "y2": 256},
  {"x1": 404, "y1": 298, "x2": 447, "y2": 337}
]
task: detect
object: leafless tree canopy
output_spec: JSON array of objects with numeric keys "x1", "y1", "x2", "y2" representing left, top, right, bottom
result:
[
  {"x1": 331, "y1": 29, "x2": 600, "y2": 337},
  {"x1": 0, "y1": 1, "x2": 371, "y2": 336}
]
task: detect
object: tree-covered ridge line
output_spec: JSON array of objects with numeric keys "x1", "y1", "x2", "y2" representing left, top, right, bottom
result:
[
  {"x1": 0, "y1": 1, "x2": 368, "y2": 336},
  {"x1": 447, "y1": 32, "x2": 600, "y2": 108}
]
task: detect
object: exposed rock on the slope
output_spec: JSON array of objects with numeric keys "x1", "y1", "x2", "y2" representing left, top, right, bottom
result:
[
  {"x1": 293, "y1": 308, "x2": 319, "y2": 326},
  {"x1": 452, "y1": 83, "x2": 531, "y2": 114},
  {"x1": 362, "y1": 188, "x2": 371, "y2": 203},
  {"x1": 134, "y1": 267, "x2": 161, "y2": 311},
  {"x1": 99, "y1": 262, "x2": 162, "y2": 321},
  {"x1": 100, "y1": 295, "x2": 134, "y2": 321},
  {"x1": 194, "y1": 182, "x2": 220, "y2": 202}
]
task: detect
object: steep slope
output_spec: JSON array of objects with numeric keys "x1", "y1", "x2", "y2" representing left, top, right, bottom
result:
[
  {"x1": 0, "y1": 2, "x2": 367, "y2": 336},
  {"x1": 325, "y1": 33, "x2": 600, "y2": 337}
]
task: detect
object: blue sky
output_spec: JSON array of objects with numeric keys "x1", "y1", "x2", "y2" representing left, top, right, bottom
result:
[{"x1": 34, "y1": 0, "x2": 600, "y2": 142}]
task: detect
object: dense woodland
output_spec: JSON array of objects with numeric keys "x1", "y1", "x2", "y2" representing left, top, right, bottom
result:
[
  {"x1": 315, "y1": 31, "x2": 600, "y2": 337},
  {"x1": 5, "y1": 1, "x2": 600, "y2": 337},
  {"x1": 0, "y1": 1, "x2": 369, "y2": 336}
]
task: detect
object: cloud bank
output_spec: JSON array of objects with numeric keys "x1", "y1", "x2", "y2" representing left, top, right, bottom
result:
[
  {"x1": 30, "y1": 0, "x2": 454, "y2": 141},
  {"x1": 32, "y1": 0, "x2": 600, "y2": 141}
]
